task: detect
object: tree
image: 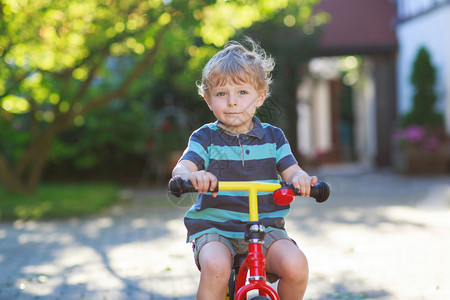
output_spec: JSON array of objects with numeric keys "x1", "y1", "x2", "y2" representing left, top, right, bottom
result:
[
  {"x1": 401, "y1": 46, "x2": 443, "y2": 127},
  {"x1": 0, "y1": 0, "x2": 320, "y2": 194},
  {"x1": 0, "y1": 0, "x2": 175, "y2": 193}
]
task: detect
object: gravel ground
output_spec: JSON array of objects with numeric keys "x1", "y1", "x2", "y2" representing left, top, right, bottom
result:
[{"x1": 0, "y1": 165, "x2": 449, "y2": 300}]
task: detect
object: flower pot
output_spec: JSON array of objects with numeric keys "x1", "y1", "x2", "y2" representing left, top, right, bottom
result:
[{"x1": 393, "y1": 144, "x2": 448, "y2": 175}]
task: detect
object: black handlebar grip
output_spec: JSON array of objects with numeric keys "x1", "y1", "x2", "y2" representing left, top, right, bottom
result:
[
  {"x1": 309, "y1": 181, "x2": 330, "y2": 203},
  {"x1": 168, "y1": 176, "x2": 197, "y2": 197}
]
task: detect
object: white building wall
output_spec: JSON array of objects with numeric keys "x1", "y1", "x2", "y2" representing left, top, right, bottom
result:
[
  {"x1": 296, "y1": 76, "x2": 333, "y2": 158},
  {"x1": 396, "y1": 3, "x2": 450, "y2": 132},
  {"x1": 297, "y1": 58, "x2": 340, "y2": 159},
  {"x1": 312, "y1": 79, "x2": 333, "y2": 154},
  {"x1": 297, "y1": 77, "x2": 313, "y2": 157},
  {"x1": 396, "y1": 0, "x2": 448, "y2": 20},
  {"x1": 396, "y1": 0, "x2": 448, "y2": 19},
  {"x1": 353, "y1": 58, "x2": 377, "y2": 165}
]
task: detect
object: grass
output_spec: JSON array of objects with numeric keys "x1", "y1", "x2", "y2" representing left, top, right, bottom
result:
[{"x1": 0, "y1": 183, "x2": 119, "y2": 221}]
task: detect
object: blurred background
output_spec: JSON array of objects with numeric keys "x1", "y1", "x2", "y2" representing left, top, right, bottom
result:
[
  {"x1": 1, "y1": 1, "x2": 450, "y2": 299},
  {"x1": 0, "y1": 0, "x2": 449, "y2": 217}
]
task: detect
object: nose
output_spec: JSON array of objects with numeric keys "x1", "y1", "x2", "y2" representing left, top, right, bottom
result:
[{"x1": 227, "y1": 95, "x2": 237, "y2": 107}]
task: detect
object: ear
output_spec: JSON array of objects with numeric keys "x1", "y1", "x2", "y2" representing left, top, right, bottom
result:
[
  {"x1": 204, "y1": 96, "x2": 213, "y2": 110},
  {"x1": 256, "y1": 90, "x2": 267, "y2": 108}
]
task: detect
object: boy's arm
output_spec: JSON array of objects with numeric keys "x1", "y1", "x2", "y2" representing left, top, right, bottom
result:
[
  {"x1": 172, "y1": 159, "x2": 198, "y2": 179},
  {"x1": 280, "y1": 164, "x2": 318, "y2": 197},
  {"x1": 172, "y1": 160, "x2": 218, "y2": 197}
]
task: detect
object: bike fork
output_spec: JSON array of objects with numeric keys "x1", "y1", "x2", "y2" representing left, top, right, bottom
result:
[{"x1": 234, "y1": 223, "x2": 280, "y2": 300}]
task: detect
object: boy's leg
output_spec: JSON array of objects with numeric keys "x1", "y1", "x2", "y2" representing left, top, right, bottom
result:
[
  {"x1": 265, "y1": 239, "x2": 309, "y2": 300},
  {"x1": 197, "y1": 241, "x2": 233, "y2": 300}
]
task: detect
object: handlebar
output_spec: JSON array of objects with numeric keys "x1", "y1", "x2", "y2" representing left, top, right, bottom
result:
[{"x1": 168, "y1": 176, "x2": 330, "y2": 203}]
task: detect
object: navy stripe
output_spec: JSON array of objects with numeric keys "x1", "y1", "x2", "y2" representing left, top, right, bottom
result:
[
  {"x1": 207, "y1": 158, "x2": 278, "y2": 181},
  {"x1": 182, "y1": 152, "x2": 206, "y2": 170},
  {"x1": 277, "y1": 155, "x2": 298, "y2": 173},
  {"x1": 186, "y1": 121, "x2": 288, "y2": 148}
]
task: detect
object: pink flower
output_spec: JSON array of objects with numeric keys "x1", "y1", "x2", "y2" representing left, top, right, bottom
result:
[
  {"x1": 394, "y1": 125, "x2": 447, "y2": 152},
  {"x1": 402, "y1": 125, "x2": 426, "y2": 143}
]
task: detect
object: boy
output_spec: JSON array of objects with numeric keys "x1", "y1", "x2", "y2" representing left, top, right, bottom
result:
[{"x1": 172, "y1": 38, "x2": 318, "y2": 300}]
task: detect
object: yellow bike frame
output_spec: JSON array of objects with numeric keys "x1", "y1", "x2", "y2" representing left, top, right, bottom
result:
[{"x1": 218, "y1": 182, "x2": 282, "y2": 222}]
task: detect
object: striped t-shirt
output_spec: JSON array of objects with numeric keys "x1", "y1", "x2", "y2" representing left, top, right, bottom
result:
[{"x1": 181, "y1": 117, "x2": 297, "y2": 242}]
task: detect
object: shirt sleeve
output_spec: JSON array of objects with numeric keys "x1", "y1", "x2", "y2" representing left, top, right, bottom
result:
[
  {"x1": 275, "y1": 128, "x2": 298, "y2": 173},
  {"x1": 179, "y1": 127, "x2": 210, "y2": 171}
]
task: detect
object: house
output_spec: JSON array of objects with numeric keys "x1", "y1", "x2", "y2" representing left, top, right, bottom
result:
[
  {"x1": 395, "y1": 0, "x2": 450, "y2": 133},
  {"x1": 299, "y1": 0, "x2": 449, "y2": 170}
]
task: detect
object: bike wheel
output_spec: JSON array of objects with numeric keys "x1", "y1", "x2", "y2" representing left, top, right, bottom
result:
[{"x1": 227, "y1": 269, "x2": 236, "y2": 300}]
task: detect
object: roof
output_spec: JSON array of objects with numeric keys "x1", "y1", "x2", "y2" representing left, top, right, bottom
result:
[{"x1": 314, "y1": 0, "x2": 398, "y2": 56}]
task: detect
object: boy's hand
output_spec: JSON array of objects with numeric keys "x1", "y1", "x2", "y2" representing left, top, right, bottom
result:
[
  {"x1": 281, "y1": 165, "x2": 318, "y2": 197},
  {"x1": 172, "y1": 160, "x2": 218, "y2": 197},
  {"x1": 290, "y1": 171, "x2": 318, "y2": 197},
  {"x1": 188, "y1": 171, "x2": 218, "y2": 197}
]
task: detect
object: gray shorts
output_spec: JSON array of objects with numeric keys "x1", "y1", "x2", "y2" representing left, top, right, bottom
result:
[{"x1": 192, "y1": 230, "x2": 297, "y2": 282}]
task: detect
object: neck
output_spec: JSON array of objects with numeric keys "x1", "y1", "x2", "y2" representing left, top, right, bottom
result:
[{"x1": 217, "y1": 121, "x2": 254, "y2": 136}]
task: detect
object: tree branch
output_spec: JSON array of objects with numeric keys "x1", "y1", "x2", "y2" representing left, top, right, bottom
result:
[
  {"x1": 70, "y1": 61, "x2": 102, "y2": 104},
  {"x1": 80, "y1": 24, "x2": 171, "y2": 115},
  {"x1": 0, "y1": 152, "x2": 11, "y2": 183},
  {"x1": 11, "y1": 29, "x2": 157, "y2": 183},
  {"x1": 28, "y1": 96, "x2": 40, "y2": 140},
  {"x1": 0, "y1": 71, "x2": 30, "y2": 99},
  {"x1": 14, "y1": 110, "x2": 65, "y2": 179},
  {"x1": 0, "y1": 152, "x2": 24, "y2": 191}
]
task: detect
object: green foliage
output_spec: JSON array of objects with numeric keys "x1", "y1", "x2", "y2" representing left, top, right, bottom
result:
[
  {"x1": 0, "y1": 115, "x2": 30, "y2": 162},
  {"x1": 0, "y1": 0, "x2": 321, "y2": 192},
  {"x1": 49, "y1": 99, "x2": 149, "y2": 170},
  {"x1": 401, "y1": 46, "x2": 444, "y2": 127},
  {"x1": 0, "y1": 183, "x2": 118, "y2": 220}
]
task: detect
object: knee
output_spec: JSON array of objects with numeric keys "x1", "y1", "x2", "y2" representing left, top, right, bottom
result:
[
  {"x1": 200, "y1": 255, "x2": 231, "y2": 282},
  {"x1": 279, "y1": 254, "x2": 309, "y2": 283}
]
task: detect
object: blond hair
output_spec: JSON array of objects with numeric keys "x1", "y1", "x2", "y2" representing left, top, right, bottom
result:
[{"x1": 197, "y1": 37, "x2": 275, "y2": 99}]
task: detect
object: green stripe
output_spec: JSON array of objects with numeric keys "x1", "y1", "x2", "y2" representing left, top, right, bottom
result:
[
  {"x1": 207, "y1": 143, "x2": 277, "y2": 161},
  {"x1": 189, "y1": 140, "x2": 209, "y2": 162},
  {"x1": 186, "y1": 207, "x2": 290, "y2": 223},
  {"x1": 276, "y1": 143, "x2": 292, "y2": 162},
  {"x1": 186, "y1": 207, "x2": 249, "y2": 222}
]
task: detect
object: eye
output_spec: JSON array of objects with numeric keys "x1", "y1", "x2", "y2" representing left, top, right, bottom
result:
[
  {"x1": 239, "y1": 90, "x2": 248, "y2": 95},
  {"x1": 216, "y1": 91, "x2": 226, "y2": 97}
]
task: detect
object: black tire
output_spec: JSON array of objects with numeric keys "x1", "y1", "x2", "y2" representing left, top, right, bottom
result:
[{"x1": 227, "y1": 269, "x2": 236, "y2": 300}]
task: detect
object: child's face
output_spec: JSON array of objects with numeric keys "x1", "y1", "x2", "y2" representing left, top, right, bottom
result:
[{"x1": 205, "y1": 81, "x2": 265, "y2": 133}]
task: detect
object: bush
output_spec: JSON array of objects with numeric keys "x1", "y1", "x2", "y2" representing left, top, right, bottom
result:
[{"x1": 401, "y1": 46, "x2": 444, "y2": 127}]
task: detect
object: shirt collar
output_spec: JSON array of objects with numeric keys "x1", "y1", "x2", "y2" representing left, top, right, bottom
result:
[{"x1": 215, "y1": 116, "x2": 264, "y2": 140}]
